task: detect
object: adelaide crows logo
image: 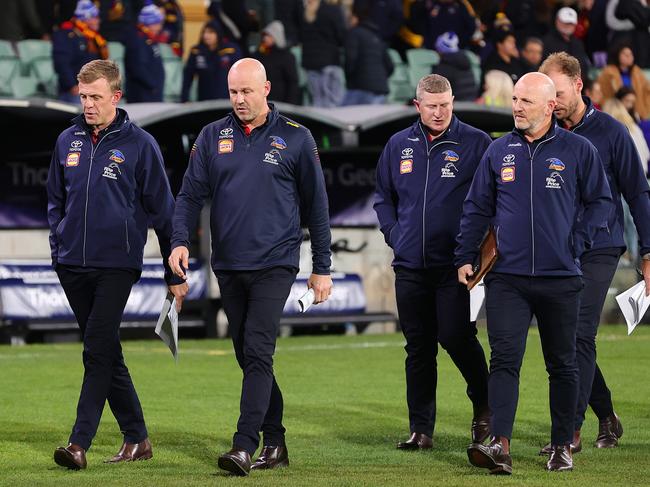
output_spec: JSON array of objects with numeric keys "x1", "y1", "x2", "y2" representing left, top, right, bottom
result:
[
  {"x1": 547, "y1": 157, "x2": 565, "y2": 171},
  {"x1": 270, "y1": 135, "x2": 287, "y2": 150},
  {"x1": 109, "y1": 149, "x2": 125, "y2": 163},
  {"x1": 443, "y1": 150, "x2": 459, "y2": 162}
]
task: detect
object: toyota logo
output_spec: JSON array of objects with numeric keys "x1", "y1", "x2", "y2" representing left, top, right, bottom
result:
[
  {"x1": 402, "y1": 147, "x2": 413, "y2": 156},
  {"x1": 71, "y1": 140, "x2": 83, "y2": 148},
  {"x1": 220, "y1": 128, "x2": 233, "y2": 136},
  {"x1": 503, "y1": 154, "x2": 515, "y2": 163}
]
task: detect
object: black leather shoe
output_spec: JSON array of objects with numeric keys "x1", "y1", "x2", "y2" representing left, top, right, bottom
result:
[
  {"x1": 547, "y1": 445, "x2": 573, "y2": 471},
  {"x1": 251, "y1": 445, "x2": 289, "y2": 470},
  {"x1": 467, "y1": 438, "x2": 512, "y2": 475},
  {"x1": 218, "y1": 447, "x2": 252, "y2": 476},
  {"x1": 471, "y1": 407, "x2": 491, "y2": 444},
  {"x1": 595, "y1": 413, "x2": 623, "y2": 448},
  {"x1": 539, "y1": 436, "x2": 581, "y2": 456},
  {"x1": 105, "y1": 438, "x2": 153, "y2": 463},
  {"x1": 54, "y1": 443, "x2": 87, "y2": 470},
  {"x1": 396, "y1": 432, "x2": 433, "y2": 450}
]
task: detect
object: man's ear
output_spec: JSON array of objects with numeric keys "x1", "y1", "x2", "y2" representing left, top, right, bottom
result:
[{"x1": 112, "y1": 90, "x2": 123, "y2": 105}]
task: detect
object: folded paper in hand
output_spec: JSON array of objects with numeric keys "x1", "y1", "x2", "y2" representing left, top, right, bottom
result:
[
  {"x1": 615, "y1": 281, "x2": 650, "y2": 335},
  {"x1": 298, "y1": 288, "x2": 315, "y2": 313},
  {"x1": 467, "y1": 227, "x2": 498, "y2": 291},
  {"x1": 470, "y1": 279, "x2": 486, "y2": 322},
  {"x1": 155, "y1": 292, "x2": 179, "y2": 361}
]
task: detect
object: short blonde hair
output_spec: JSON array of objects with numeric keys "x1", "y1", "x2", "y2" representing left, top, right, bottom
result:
[
  {"x1": 481, "y1": 70, "x2": 513, "y2": 107},
  {"x1": 77, "y1": 60, "x2": 122, "y2": 92},
  {"x1": 416, "y1": 74, "x2": 452, "y2": 100}
]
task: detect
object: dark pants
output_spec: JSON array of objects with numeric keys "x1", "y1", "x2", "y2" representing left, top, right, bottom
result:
[
  {"x1": 484, "y1": 273, "x2": 582, "y2": 445},
  {"x1": 56, "y1": 266, "x2": 146, "y2": 451},
  {"x1": 394, "y1": 266, "x2": 489, "y2": 437},
  {"x1": 575, "y1": 249, "x2": 619, "y2": 430},
  {"x1": 215, "y1": 266, "x2": 297, "y2": 455}
]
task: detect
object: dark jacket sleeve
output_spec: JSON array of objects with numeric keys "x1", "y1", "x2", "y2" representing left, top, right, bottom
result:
[
  {"x1": 181, "y1": 49, "x2": 198, "y2": 103},
  {"x1": 171, "y1": 128, "x2": 212, "y2": 250},
  {"x1": 296, "y1": 130, "x2": 331, "y2": 275},
  {"x1": 124, "y1": 28, "x2": 157, "y2": 90},
  {"x1": 574, "y1": 142, "x2": 614, "y2": 255},
  {"x1": 46, "y1": 139, "x2": 65, "y2": 266},
  {"x1": 52, "y1": 30, "x2": 78, "y2": 92},
  {"x1": 611, "y1": 124, "x2": 650, "y2": 254},
  {"x1": 454, "y1": 148, "x2": 497, "y2": 267},
  {"x1": 136, "y1": 132, "x2": 185, "y2": 285},
  {"x1": 373, "y1": 140, "x2": 399, "y2": 246}
]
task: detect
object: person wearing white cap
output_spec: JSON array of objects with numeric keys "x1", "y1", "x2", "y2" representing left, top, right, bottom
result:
[{"x1": 542, "y1": 7, "x2": 591, "y2": 78}]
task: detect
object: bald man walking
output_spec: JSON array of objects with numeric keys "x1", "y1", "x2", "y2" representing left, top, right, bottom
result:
[
  {"x1": 169, "y1": 59, "x2": 333, "y2": 476},
  {"x1": 455, "y1": 73, "x2": 612, "y2": 473}
]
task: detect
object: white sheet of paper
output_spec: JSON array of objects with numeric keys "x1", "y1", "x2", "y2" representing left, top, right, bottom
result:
[
  {"x1": 470, "y1": 279, "x2": 485, "y2": 322},
  {"x1": 155, "y1": 292, "x2": 179, "y2": 361},
  {"x1": 615, "y1": 281, "x2": 650, "y2": 335},
  {"x1": 298, "y1": 288, "x2": 315, "y2": 313}
]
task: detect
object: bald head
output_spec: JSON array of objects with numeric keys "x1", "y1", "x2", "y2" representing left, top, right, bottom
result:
[
  {"x1": 228, "y1": 58, "x2": 271, "y2": 126},
  {"x1": 512, "y1": 72, "x2": 557, "y2": 140}
]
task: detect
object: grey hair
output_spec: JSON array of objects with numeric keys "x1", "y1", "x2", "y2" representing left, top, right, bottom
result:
[{"x1": 416, "y1": 74, "x2": 452, "y2": 100}]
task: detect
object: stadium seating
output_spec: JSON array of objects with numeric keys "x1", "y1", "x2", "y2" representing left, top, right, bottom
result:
[
  {"x1": 0, "y1": 39, "x2": 16, "y2": 57},
  {"x1": 464, "y1": 50, "x2": 482, "y2": 88},
  {"x1": 387, "y1": 48, "x2": 412, "y2": 104},
  {"x1": 16, "y1": 40, "x2": 56, "y2": 96},
  {"x1": 406, "y1": 48, "x2": 440, "y2": 89},
  {"x1": 290, "y1": 45, "x2": 310, "y2": 105},
  {"x1": 163, "y1": 57, "x2": 183, "y2": 102}
]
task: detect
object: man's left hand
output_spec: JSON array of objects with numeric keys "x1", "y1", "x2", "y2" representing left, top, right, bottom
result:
[
  {"x1": 642, "y1": 259, "x2": 650, "y2": 296},
  {"x1": 169, "y1": 282, "x2": 189, "y2": 312},
  {"x1": 308, "y1": 273, "x2": 333, "y2": 304}
]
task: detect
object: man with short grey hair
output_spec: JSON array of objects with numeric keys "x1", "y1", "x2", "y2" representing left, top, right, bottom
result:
[{"x1": 374, "y1": 74, "x2": 492, "y2": 451}]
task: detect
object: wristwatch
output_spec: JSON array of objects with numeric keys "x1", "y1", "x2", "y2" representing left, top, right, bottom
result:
[{"x1": 642, "y1": 253, "x2": 650, "y2": 261}]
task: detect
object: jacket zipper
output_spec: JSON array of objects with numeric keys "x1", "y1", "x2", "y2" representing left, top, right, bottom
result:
[
  {"x1": 418, "y1": 123, "x2": 459, "y2": 267},
  {"x1": 525, "y1": 134, "x2": 556, "y2": 275},
  {"x1": 83, "y1": 129, "x2": 120, "y2": 265}
]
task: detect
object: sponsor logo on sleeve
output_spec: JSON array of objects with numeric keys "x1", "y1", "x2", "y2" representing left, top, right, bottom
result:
[
  {"x1": 66, "y1": 153, "x2": 79, "y2": 167},
  {"x1": 218, "y1": 139, "x2": 234, "y2": 153},
  {"x1": 400, "y1": 159, "x2": 413, "y2": 174},
  {"x1": 501, "y1": 166, "x2": 515, "y2": 182}
]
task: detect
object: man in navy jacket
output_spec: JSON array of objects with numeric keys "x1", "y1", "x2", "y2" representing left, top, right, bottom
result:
[
  {"x1": 374, "y1": 74, "x2": 491, "y2": 451},
  {"x1": 539, "y1": 52, "x2": 650, "y2": 453},
  {"x1": 169, "y1": 58, "x2": 332, "y2": 476},
  {"x1": 456, "y1": 72, "x2": 612, "y2": 474},
  {"x1": 47, "y1": 60, "x2": 187, "y2": 470}
]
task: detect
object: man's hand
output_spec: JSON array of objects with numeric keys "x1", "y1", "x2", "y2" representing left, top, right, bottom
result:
[
  {"x1": 169, "y1": 282, "x2": 189, "y2": 312},
  {"x1": 642, "y1": 259, "x2": 650, "y2": 296},
  {"x1": 308, "y1": 273, "x2": 333, "y2": 304},
  {"x1": 169, "y1": 246, "x2": 189, "y2": 280},
  {"x1": 458, "y1": 264, "x2": 474, "y2": 285}
]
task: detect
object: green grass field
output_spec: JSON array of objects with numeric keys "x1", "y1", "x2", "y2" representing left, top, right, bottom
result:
[{"x1": 1, "y1": 325, "x2": 649, "y2": 486}]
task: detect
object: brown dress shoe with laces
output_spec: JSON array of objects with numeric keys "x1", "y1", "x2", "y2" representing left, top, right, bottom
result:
[
  {"x1": 595, "y1": 413, "x2": 623, "y2": 448},
  {"x1": 105, "y1": 438, "x2": 153, "y2": 463},
  {"x1": 396, "y1": 432, "x2": 433, "y2": 450},
  {"x1": 547, "y1": 445, "x2": 573, "y2": 471},
  {"x1": 539, "y1": 431, "x2": 582, "y2": 455},
  {"x1": 218, "y1": 447, "x2": 252, "y2": 476},
  {"x1": 467, "y1": 437, "x2": 512, "y2": 475},
  {"x1": 54, "y1": 443, "x2": 87, "y2": 470},
  {"x1": 471, "y1": 406, "x2": 491, "y2": 444},
  {"x1": 251, "y1": 445, "x2": 289, "y2": 469}
]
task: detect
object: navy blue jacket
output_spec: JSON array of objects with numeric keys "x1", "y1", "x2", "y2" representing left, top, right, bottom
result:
[
  {"x1": 123, "y1": 26, "x2": 165, "y2": 102},
  {"x1": 565, "y1": 97, "x2": 650, "y2": 256},
  {"x1": 374, "y1": 116, "x2": 492, "y2": 268},
  {"x1": 52, "y1": 21, "x2": 105, "y2": 93},
  {"x1": 455, "y1": 123, "x2": 613, "y2": 277},
  {"x1": 47, "y1": 109, "x2": 182, "y2": 285},
  {"x1": 180, "y1": 42, "x2": 241, "y2": 102},
  {"x1": 172, "y1": 104, "x2": 331, "y2": 274}
]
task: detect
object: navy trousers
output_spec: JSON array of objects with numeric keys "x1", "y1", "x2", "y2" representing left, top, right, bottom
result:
[
  {"x1": 57, "y1": 266, "x2": 147, "y2": 451},
  {"x1": 484, "y1": 273, "x2": 582, "y2": 445},
  {"x1": 394, "y1": 266, "x2": 489, "y2": 437},
  {"x1": 215, "y1": 266, "x2": 297, "y2": 455},
  {"x1": 575, "y1": 248, "x2": 619, "y2": 430}
]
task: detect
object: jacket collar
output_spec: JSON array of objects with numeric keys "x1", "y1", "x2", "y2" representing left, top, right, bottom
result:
[
  {"x1": 412, "y1": 114, "x2": 460, "y2": 144},
  {"x1": 72, "y1": 107, "x2": 130, "y2": 135},
  {"x1": 569, "y1": 96, "x2": 598, "y2": 131},
  {"x1": 511, "y1": 116, "x2": 558, "y2": 143},
  {"x1": 228, "y1": 102, "x2": 279, "y2": 134}
]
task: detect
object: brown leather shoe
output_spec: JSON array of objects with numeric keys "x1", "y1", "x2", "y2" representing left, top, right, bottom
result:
[
  {"x1": 54, "y1": 443, "x2": 87, "y2": 470},
  {"x1": 547, "y1": 445, "x2": 573, "y2": 471},
  {"x1": 396, "y1": 432, "x2": 433, "y2": 450},
  {"x1": 218, "y1": 447, "x2": 251, "y2": 476},
  {"x1": 467, "y1": 437, "x2": 512, "y2": 475},
  {"x1": 595, "y1": 413, "x2": 623, "y2": 448},
  {"x1": 471, "y1": 406, "x2": 491, "y2": 444},
  {"x1": 251, "y1": 445, "x2": 289, "y2": 470},
  {"x1": 105, "y1": 438, "x2": 153, "y2": 463},
  {"x1": 539, "y1": 432, "x2": 582, "y2": 456}
]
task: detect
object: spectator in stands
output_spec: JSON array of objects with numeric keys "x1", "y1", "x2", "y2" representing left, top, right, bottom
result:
[
  {"x1": 393, "y1": 0, "x2": 427, "y2": 55},
  {"x1": 521, "y1": 37, "x2": 544, "y2": 71},
  {"x1": 605, "y1": 96, "x2": 650, "y2": 172},
  {"x1": 207, "y1": 0, "x2": 255, "y2": 55},
  {"x1": 156, "y1": 0, "x2": 183, "y2": 56},
  {"x1": 53, "y1": 0, "x2": 109, "y2": 104},
  {"x1": 423, "y1": 0, "x2": 478, "y2": 51},
  {"x1": 616, "y1": 86, "x2": 650, "y2": 161},
  {"x1": 181, "y1": 20, "x2": 241, "y2": 103},
  {"x1": 35, "y1": 0, "x2": 76, "y2": 38},
  {"x1": 123, "y1": 1, "x2": 164, "y2": 102},
  {"x1": 476, "y1": 69, "x2": 513, "y2": 107},
  {"x1": 253, "y1": 21, "x2": 300, "y2": 105},
  {"x1": 605, "y1": 0, "x2": 650, "y2": 68},
  {"x1": 363, "y1": 0, "x2": 403, "y2": 43},
  {"x1": 275, "y1": 0, "x2": 303, "y2": 47},
  {"x1": 597, "y1": 42, "x2": 650, "y2": 119},
  {"x1": 542, "y1": 7, "x2": 591, "y2": 78},
  {"x1": 99, "y1": 0, "x2": 143, "y2": 42},
  {"x1": 583, "y1": 77, "x2": 604, "y2": 109},
  {"x1": 342, "y1": 4, "x2": 393, "y2": 105},
  {"x1": 300, "y1": 0, "x2": 346, "y2": 107},
  {"x1": 482, "y1": 29, "x2": 528, "y2": 84},
  {"x1": 431, "y1": 32, "x2": 477, "y2": 101},
  {"x1": 0, "y1": 0, "x2": 44, "y2": 41}
]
